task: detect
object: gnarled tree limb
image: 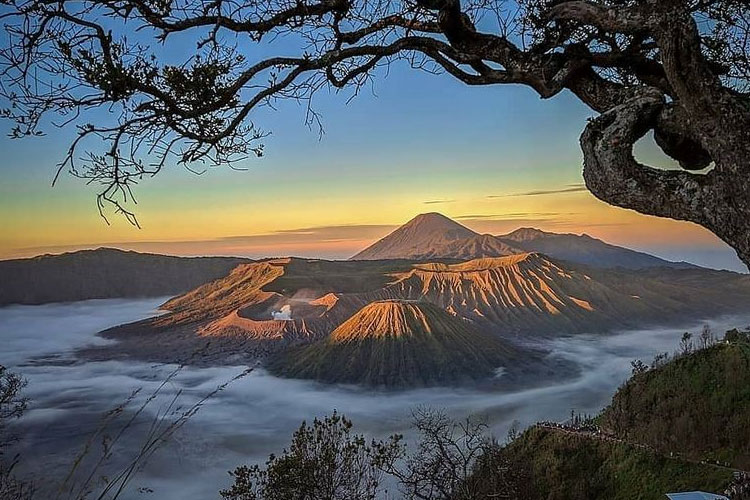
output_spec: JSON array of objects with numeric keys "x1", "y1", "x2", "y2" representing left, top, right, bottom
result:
[{"x1": 581, "y1": 89, "x2": 749, "y2": 265}]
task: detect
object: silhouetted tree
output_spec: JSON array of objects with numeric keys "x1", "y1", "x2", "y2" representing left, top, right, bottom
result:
[
  {"x1": 0, "y1": 365, "x2": 26, "y2": 444},
  {"x1": 378, "y1": 407, "x2": 519, "y2": 500},
  {"x1": 220, "y1": 411, "x2": 403, "y2": 500},
  {"x1": 0, "y1": 461, "x2": 32, "y2": 500},
  {"x1": 0, "y1": 1, "x2": 749, "y2": 265},
  {"x1": 699, "y1": 325, "x2": 715, "y2": 350},
  {"x1": 506, "y1": 419, "x2": 522, "y2": 444},
  {"x1": 679, "y1": 331, "x2": 694, "y2": 357},
  {"x1": 0, "y1": 366, "x2": 32, "y2": 500},
  {"x1": 223, "y1": 409, "x2": 524, "y2": 499},
  {"x1": 651, "y1": 352, "x2": 669, "y2": 369}
]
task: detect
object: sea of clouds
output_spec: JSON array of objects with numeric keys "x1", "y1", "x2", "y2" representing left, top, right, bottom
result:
[{"x1": 2, "y1": 299, "x2": 749, "y2": 499}]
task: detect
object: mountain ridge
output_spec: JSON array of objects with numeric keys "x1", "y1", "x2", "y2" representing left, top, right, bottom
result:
[
  {"x1": 497, "y1": 226, "x2": 697, "y2": 270},
  {"x1": 351, "y1": 213, "x2": 698, "y2": 270},
  {"x1": 87, "y1": 252, "x2": 750, "y2": 373},
  {"x1": 0, "y1": 247, "x2": 249, "y2": 305},
  {"x1": 144, "y1": 253, "x2": 750, "y2": 342}
]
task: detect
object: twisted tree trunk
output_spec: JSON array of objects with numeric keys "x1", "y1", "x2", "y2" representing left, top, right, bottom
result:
[
  {"x1": 580, "y1": 92, "x2": 750, "y2": 267},
  {"x1": 561, "y1": 1, "x2": 750, "y2": 268}
]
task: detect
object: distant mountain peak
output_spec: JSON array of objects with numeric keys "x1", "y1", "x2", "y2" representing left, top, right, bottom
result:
[
  {"x1": 401, "y1": 212, "x2": 476, "y2": 235},
  {"x1": 352, "y1": 213, "x2": 698, "y2": 270},
  {"x1": 350, "y1": 212, "x2": 478, "y2": 261},
  {"x1": 411, "y1": 211, "x2": 452, "y2": 222},
  {"x1": 502, "y1": 227, "x2": 550, "y2": 241}
]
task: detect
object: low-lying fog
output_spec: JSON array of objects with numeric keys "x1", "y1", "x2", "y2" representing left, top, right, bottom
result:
[{"x1": 2, "y1": 299, "x2": 749, "y2": 499}]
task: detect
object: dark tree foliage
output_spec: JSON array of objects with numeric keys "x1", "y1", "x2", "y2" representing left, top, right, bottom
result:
[
  {"x1": 629, "y1": 359, "x2": 647, "y2": 376},
  {"x1": 0, "y1": 365, "x2": 27, "y2": 446},
  {"x1": 0, "y1": 365, "x2": 32, "y2": 500},
  {"x1": 0, "y1": 0, "x2": 749, "y2": 265},
  {"x1": 380, "y1": 407, "x2": 520, "y2": 500},
  {"x1": 678, "y1": 331, "x2": 694, "y2": 356},
  {"x1": 724, "y1": 327, "x2": 750, "y2": 344},
  {"x1": 220, "y1": 411, "x2": 403, "y2": 500},
  {"x1": 221, "y1": 409, "x2": 527, "y2": 499}
]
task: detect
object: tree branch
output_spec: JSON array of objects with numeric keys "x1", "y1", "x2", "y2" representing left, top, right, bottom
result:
[{"x1": 548, "y1": 1, "x2": 647, "y2": 34}]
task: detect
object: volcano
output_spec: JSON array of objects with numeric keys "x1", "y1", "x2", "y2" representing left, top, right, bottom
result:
[
  {"x1": 117, "y1": 252, "x2": 750, "y2": 349},
  {"x1": 268, "y1": 300, "x2": 519, "y2": 387},
  {"x1": 351, "y1": 212, "x2": 521, "y2": 261},
  {"x1": 351, "y1": 212, "x2": 694, "y2": 269},
  {"x1": 360, "y1": 253, "x2": 683, "y2": 335},
  {"x1": 88, "y1": 215, "x2": 750, "y2": 376}
]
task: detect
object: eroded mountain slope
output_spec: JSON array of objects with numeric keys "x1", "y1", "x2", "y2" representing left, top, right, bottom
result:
[
  {"x1": 267, "y1": 300, "x2": 520, "y2": 386},
  {"x1": 141, "y1": 253, "x2": 750, "y2": 342}
]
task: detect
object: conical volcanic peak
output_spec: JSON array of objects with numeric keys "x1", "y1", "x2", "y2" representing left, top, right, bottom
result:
[
  {"x1": 351, "y1": 213, "x2": 480, "y2": 261},
  {"x1": 399, "y1": 212, "x2": 477, "y2": 237},
  {"x1": 269, "y1": 299, "x2": 519, "y2": 387},
  {"x1": 330, "y1": 300, "x2": 461, "y2": 342},
  {"x1": 351, "y1": 212, "x2": 695, "y2": 269}
]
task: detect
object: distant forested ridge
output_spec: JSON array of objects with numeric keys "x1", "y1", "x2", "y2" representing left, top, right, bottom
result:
[{"x1": 0, "y1": 248, "x2": 248, "y2": 305}]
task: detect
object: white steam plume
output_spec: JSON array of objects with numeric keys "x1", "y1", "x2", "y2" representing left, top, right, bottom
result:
[{"x1": 272, "y1": 304, "x2": 292, "y2": 320}]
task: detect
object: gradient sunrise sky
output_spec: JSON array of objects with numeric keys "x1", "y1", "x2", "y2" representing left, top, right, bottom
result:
[{"x1": 0, "y1": 52, "x2": 745, "y2": 272}]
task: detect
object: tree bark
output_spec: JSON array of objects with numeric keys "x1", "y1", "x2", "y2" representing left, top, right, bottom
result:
[{"x1": 580, "y1": 91, "x2": 750, "y2": 267}]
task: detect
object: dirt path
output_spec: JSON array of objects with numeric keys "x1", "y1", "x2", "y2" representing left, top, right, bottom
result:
[{"x1": 535, "y1": 423, "x2": 749, "y2": 475}]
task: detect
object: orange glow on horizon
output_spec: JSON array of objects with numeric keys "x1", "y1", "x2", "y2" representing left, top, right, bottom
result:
[{"x1": 0, "y1": 180, "x2": 739, "y2": 272}]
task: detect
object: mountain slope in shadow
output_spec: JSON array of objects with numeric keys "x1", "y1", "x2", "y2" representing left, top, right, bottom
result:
[{"x1": 267, "y1": 300, "x2": 522, "y2": 387}]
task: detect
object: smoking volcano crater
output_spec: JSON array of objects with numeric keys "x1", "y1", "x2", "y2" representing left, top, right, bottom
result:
[{"x1": 200, "y1": 293, "x2": 341, "y2": 341}]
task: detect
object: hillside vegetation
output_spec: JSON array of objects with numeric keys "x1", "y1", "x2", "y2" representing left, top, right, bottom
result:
[
  {"x1": 490, "y1": 329, "x2": 750, "y2": 499},
  {"x1": 501, "y1": 426, "x2": 734, "y2": 500},
  {"x1": 601, "y1": 330, "x2": 750, "y2": 469}
]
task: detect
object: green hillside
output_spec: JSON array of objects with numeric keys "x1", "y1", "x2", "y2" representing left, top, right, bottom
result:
[
  {"x1": 501, "y1": 426, "x2": 734, "y2": 500},
  {"x1": 480, "y1": 329, "x2": 750, "y2": 499},
  {"x1": 600, "y1": 330, "x2": 750, "y2": 469}
]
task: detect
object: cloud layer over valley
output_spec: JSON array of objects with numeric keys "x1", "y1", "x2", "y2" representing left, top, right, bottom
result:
[{"x1": 3, "y1": 300, "x2": 750, "y2": 499}]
